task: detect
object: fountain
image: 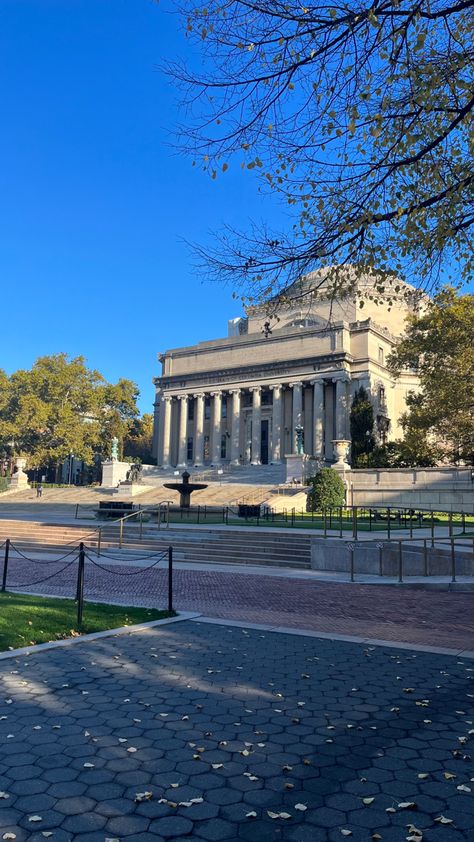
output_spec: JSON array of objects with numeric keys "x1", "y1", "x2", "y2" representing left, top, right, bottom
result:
[{"x1": 163, "y1": 470, "x2": 208, "y2": 508}]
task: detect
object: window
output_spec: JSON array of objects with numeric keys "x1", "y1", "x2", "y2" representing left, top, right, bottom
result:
[
  {"x1": 261, "y1": 390, "x2": 273, "y2": 406},
  {"x1": 221, "y1": 397, "x2": 227, "y2": 419},
  {"x1": 204, "y1": 397, "x2": 211, "y2": 420},
  {"x1": 243, "y1": 392, "x2": 252, "y2": 408},
  {"x1": 221, "y1": 434, "x2": 227, "y2": 459},
  {"x1": 378, "y1": 386, "x2": 386, "y2": 403},
  {"x1": 187, "y1": 437, "x2": 193, "y2": 461},
  {"x1": 188, "y1": 399, "x2": 194, "y2": 421},
  {"x1": 378, "y1": 346, "x2": 385, "y2": 364}
]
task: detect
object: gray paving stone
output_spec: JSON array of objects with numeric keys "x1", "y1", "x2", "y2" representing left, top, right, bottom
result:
[{"x1": 149, "y1": 815, "x2": 194, "y2": 837}]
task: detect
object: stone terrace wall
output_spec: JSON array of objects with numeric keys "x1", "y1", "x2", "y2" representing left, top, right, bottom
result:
[{"x1": 346, "y1": 466, "x2": 473, "y2": 513}]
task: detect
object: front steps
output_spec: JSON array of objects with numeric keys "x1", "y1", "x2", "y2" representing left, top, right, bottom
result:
[{"x1": 0, "y1": 519, "x2": 312, "y2": 570}]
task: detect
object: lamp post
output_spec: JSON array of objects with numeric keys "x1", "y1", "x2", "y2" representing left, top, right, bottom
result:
[{"x1": 68, "y1": 453, "x2": 74, "y2": 485}]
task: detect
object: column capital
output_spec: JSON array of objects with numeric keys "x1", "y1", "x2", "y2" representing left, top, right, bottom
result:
[
  {"x1": 250, "y1": 385, "x2": 261, "y2": 393},
  {"x1": 210, "y1": 390, "x2": 222, "y2": 398},
  {"x1": 193, "y1": 392, "x2": 205, "y2": 399},
  {"x1": 289, "y1": 380, "x2": 303, "y2": 388},
  {"x1": 177, "y1": 393, "x2": 188, "y2": 401},
  {"x1": 310, "y1": 375, "x2": 326, "y2": 385},
  {"x1": 163, "y1": 395, "x2": 173, "y2": 403},
  {"x1": 228, "y1": 388, "x2": 241, "y2": 396},
  {"x1": 269, "y1": 383, "x2": 282, "y2": 393}
]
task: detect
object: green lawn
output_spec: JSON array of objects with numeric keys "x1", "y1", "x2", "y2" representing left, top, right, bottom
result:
[{"x1": 0, "y1": 592, "x2": 172, "y2": 651}]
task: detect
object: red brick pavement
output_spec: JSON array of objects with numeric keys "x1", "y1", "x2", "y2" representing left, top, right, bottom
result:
[{"x1": 7, "y1": 554, "x2": 474, "y2": 651}]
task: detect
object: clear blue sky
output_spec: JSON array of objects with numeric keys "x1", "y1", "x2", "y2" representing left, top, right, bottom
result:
[{"x1": 0, "y1": 0, "x2": 278, "y2": 413}]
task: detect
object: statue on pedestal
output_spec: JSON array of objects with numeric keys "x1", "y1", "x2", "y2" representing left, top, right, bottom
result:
[{"x1": 111, "y1": 437, "x2": 119, "y2": 461}]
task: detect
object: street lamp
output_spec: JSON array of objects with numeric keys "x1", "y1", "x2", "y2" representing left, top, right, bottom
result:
[{"x1": 68, "y1": 453, "x2": 74, "y2": 485}]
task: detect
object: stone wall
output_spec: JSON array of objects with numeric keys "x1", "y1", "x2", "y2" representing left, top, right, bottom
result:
[
  {"x1": 346, "y1": 466, "x2": 473, "y2": 513},
  {"x1": 311, "y1": 537, "x2": 474, "y2": 577}
]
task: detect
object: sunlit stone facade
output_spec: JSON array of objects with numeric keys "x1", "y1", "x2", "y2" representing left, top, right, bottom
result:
[{"x1": 152, "y1": 271, "x2": 421, "y2": 468}]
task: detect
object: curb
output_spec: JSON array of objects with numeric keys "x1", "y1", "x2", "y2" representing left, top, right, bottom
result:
[{"x1": 0, "y1": 611, "x2": 202, "y2": 661}]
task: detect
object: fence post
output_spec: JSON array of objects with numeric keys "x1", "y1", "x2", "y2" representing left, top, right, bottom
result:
[
  {"x1": 431, "y1": 511, "x2": 435, "y2": 547},
  {"x1": 75, "y1": 504, "x2": 79, "y2": 520},
  {"x1": 423, "y1": 538, "x2": 428, "y2": 577},
  {"x1": 119, "y1": 518, "x2": 124, "y2": 549},
  {"x1": 349, "y1": 543, "x2": 355, "y2": 582},
  {"x1": 291, "y1": 508, "x2": 295, "y2": 527},
  {"x1": 168, "y1": 546, "x2": 173, "y2": 613},
  {"x1": 387, "y1": 508, "x2": 391, "y2": 541},
  {"x1": 378, "y1": 541, "x2": 383, "y2": 577},
  {"x1": 451, "y1": 538, "x2": 456, "y2": 583},
  {"x1": 1, "y1": 539, "x2": 10, "y2": 592},
  {"x1": 462, "y1": 512, "x2": 466, "y2": 534},
  {"x1": 353, "y1": 507, "x2": 358, "y2": 540},
  {"x1": 398, "y1": 540, "x2": 403, "y2": 583},
  {"x1": 197, "y1": 505, "x2": 200, "y2": 524},
  {"x1": 449, "y1": 512, "x2": 453, "y2": 538},
  {"x1": 409, "y1": 513, "x2": 413, "y2": 539},
  {"x1": 369, "y1": 509, "x2": 372, "y2": 532},
  {"x1": 76, "y1": 542, "x2": 85, "y2": 626},
  {"x1": 139, "y1": 509, "x2": 143, "y2": 540},
  {"x1": 323, "y1": 509, "x2": 327, "y2": 538},
  {"x1": 339, "y1": 507, "x2": 343, "y2": 539},
  {"x1": 97, "y1": 528, "x2": 101, "y2": 558}
]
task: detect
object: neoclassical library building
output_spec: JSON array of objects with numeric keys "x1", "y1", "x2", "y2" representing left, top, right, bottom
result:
[{"x1": 152, "y1": 271, "x2": 421, "y2": 468}]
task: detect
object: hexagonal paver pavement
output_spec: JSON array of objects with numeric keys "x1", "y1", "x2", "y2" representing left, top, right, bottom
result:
[{"x1": 0, "y1": 619, "x2": 473, "y2": 840}]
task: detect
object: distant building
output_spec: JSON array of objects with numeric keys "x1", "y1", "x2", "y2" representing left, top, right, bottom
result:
[{"x1": 152, "y1": 269, "x2": 421, "y2": 467}]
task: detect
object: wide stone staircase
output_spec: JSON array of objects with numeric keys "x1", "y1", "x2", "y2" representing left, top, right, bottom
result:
[{"x1": 0, "y1": 519, "x2": 312, "y2": 570}]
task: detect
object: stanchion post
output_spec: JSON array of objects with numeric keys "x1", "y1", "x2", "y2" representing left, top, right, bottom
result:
[
  {"x1": 451, "y1": 538, "x2": 456, "y2": 583},
  {"x1": 2, "y1": 539, "x2": 10, "y2": 592},
  {"x1": 349, "y1": 543, "x2": 355, "y2": 582},
  {"x1": 119, "y1": 518, "x2": 123, "y2": 549},
  {"x1": 431, "y1": 511, "x2": 435, "y2": 547},
  {"x1": 387, "y1": 508, "x2": 391, "y2": 541},
  {"x1": 76, "y1": 542, "x2": 85, "y2": 626},
  {"x1": 398, "y1": 540, "x2": 403, "y2": 583},
  {"x1": 139, "y1": 509, "x2": 143, "y2": 540},
  {"x1": 97, "y1": 528, "x2": 101, "y2": 557},
  {"x1": 449, "y1": 511, "x2": 453, "y2": 538},
  {"x1": 168, "y1": 546, "x2": 173, "y2": 613},
  {"x1": 378, "y1": 541, "x2": 383, "y2": 577},
  {"x1": 75, "y1": 504, "x2": 79, "y2": 520},
  {"x1": 339, "y1": 507, "x2": 343, "y2": 539},
  {"x1": 423, "y1": 538, "x2": 428, "y2": 577}
]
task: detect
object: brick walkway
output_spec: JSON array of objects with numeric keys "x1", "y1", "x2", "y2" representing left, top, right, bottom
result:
[
  {"x1": 1, "y1": 619, "x2": 473, "y2": 841},
  {"x1": 5, "y1": 554, "x2": 474, "y2": 651}
]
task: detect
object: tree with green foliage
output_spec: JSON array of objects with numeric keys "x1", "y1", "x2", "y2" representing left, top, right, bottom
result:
[
  {"x1": 350, "y1": 387, "x2": 375, "y2": 466},
  {"x1": 388, "y1": 288, "x2": 474, "y2": 463},
  {"x1": 0, "y1": 355, "x2": 139, "y2": 477},
  {"x1": 169, "y1": 1, "x2": 474, "y2": 306},
  {"x1": 123, "y1": 413, "x2": 154, "y2": 464},
  {"x1": 369, "y1": 432, "x2": 441, "y2": 468},
  {"x1": 306, "y1": 468, "x2": 346, "y2": 511}
]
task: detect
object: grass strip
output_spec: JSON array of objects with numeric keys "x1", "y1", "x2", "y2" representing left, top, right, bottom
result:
[{"x1": 0, "y1": 591, "x2": 172, "y2": 651}]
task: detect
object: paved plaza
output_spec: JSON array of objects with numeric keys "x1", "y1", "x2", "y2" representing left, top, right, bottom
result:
[{"x1": 0, "y1": 618, "x2": 473, "y2": 840}]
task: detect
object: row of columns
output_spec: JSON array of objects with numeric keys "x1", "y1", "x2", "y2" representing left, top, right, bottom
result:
[{"x1": 160, "y1": 375, "x2": 351, "y2": 468}]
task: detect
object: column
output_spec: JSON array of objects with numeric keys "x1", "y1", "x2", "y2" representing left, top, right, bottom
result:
[
  {"x1": 161, "y1": 395, "x2": 173, "y2": 468},
  {"x1": 177, "y1": 395, "x2": 188, "y2": 467},
  {"x1": 290, "y1": 381, "x2": 303, "y2": 453},
  {"x1": 193, "y1": 393, "x2": 205, "y2": 466},
  {"x1": 250, "y1": 386, "x2": 261, "y2": 465},
  {"x1": 270, "y1": 384, "x2": 282, "y2": 463},
  {"x1": 334, "y1": 375, "x2": 350, "y2": 440},
  {"x1": 229, "y1": 389, "x2": 241, "y2": 465},
  {"x1": 211, "y1": 391, "x2": 222, "y2": 465},
  {"x1": 311, "y1": 379, "x2": 325, "y2": 459}
]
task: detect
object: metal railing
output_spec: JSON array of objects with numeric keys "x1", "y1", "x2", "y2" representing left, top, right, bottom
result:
[{"x1": 345, "y1": 535, "x2": 474, "y2": 583}]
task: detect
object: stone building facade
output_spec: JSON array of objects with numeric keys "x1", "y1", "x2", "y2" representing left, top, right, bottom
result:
[{"x1": 152, "y1": 271, "x2": 421, "y2": 468}]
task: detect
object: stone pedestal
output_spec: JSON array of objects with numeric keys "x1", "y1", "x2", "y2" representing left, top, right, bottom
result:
[
  {"x1": 101, "y1": 459, "x2": 131, "y2": 488},
  {"x1": 114, "y1": 481, "x2": 149, "y2": 499},
  {"x1": 285, "y1": 453, "x2": 317, "y2": 485},
  {"x1": 9, "y1": 457, "x2": 29, "y2": 490}
]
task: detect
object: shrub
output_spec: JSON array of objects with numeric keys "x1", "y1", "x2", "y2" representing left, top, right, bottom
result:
[{"x1": 306, "y1": 468, "x2": 346, "y2": 511}]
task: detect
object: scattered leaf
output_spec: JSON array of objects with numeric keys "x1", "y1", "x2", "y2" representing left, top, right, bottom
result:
[
  {"x1": 294, "y1": 803, "x2": 307, "y2": 811},
  {"x1": 362, "y1": 797, "x2": 375, "y2": 805},
  {"x1": 135, "y1": 791, "x2": 153, "y2": 802}
]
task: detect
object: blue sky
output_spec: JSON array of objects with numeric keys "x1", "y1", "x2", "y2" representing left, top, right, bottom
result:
[{"x1": 0, "y1": 0, "x2": 278, "y2": 413}]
